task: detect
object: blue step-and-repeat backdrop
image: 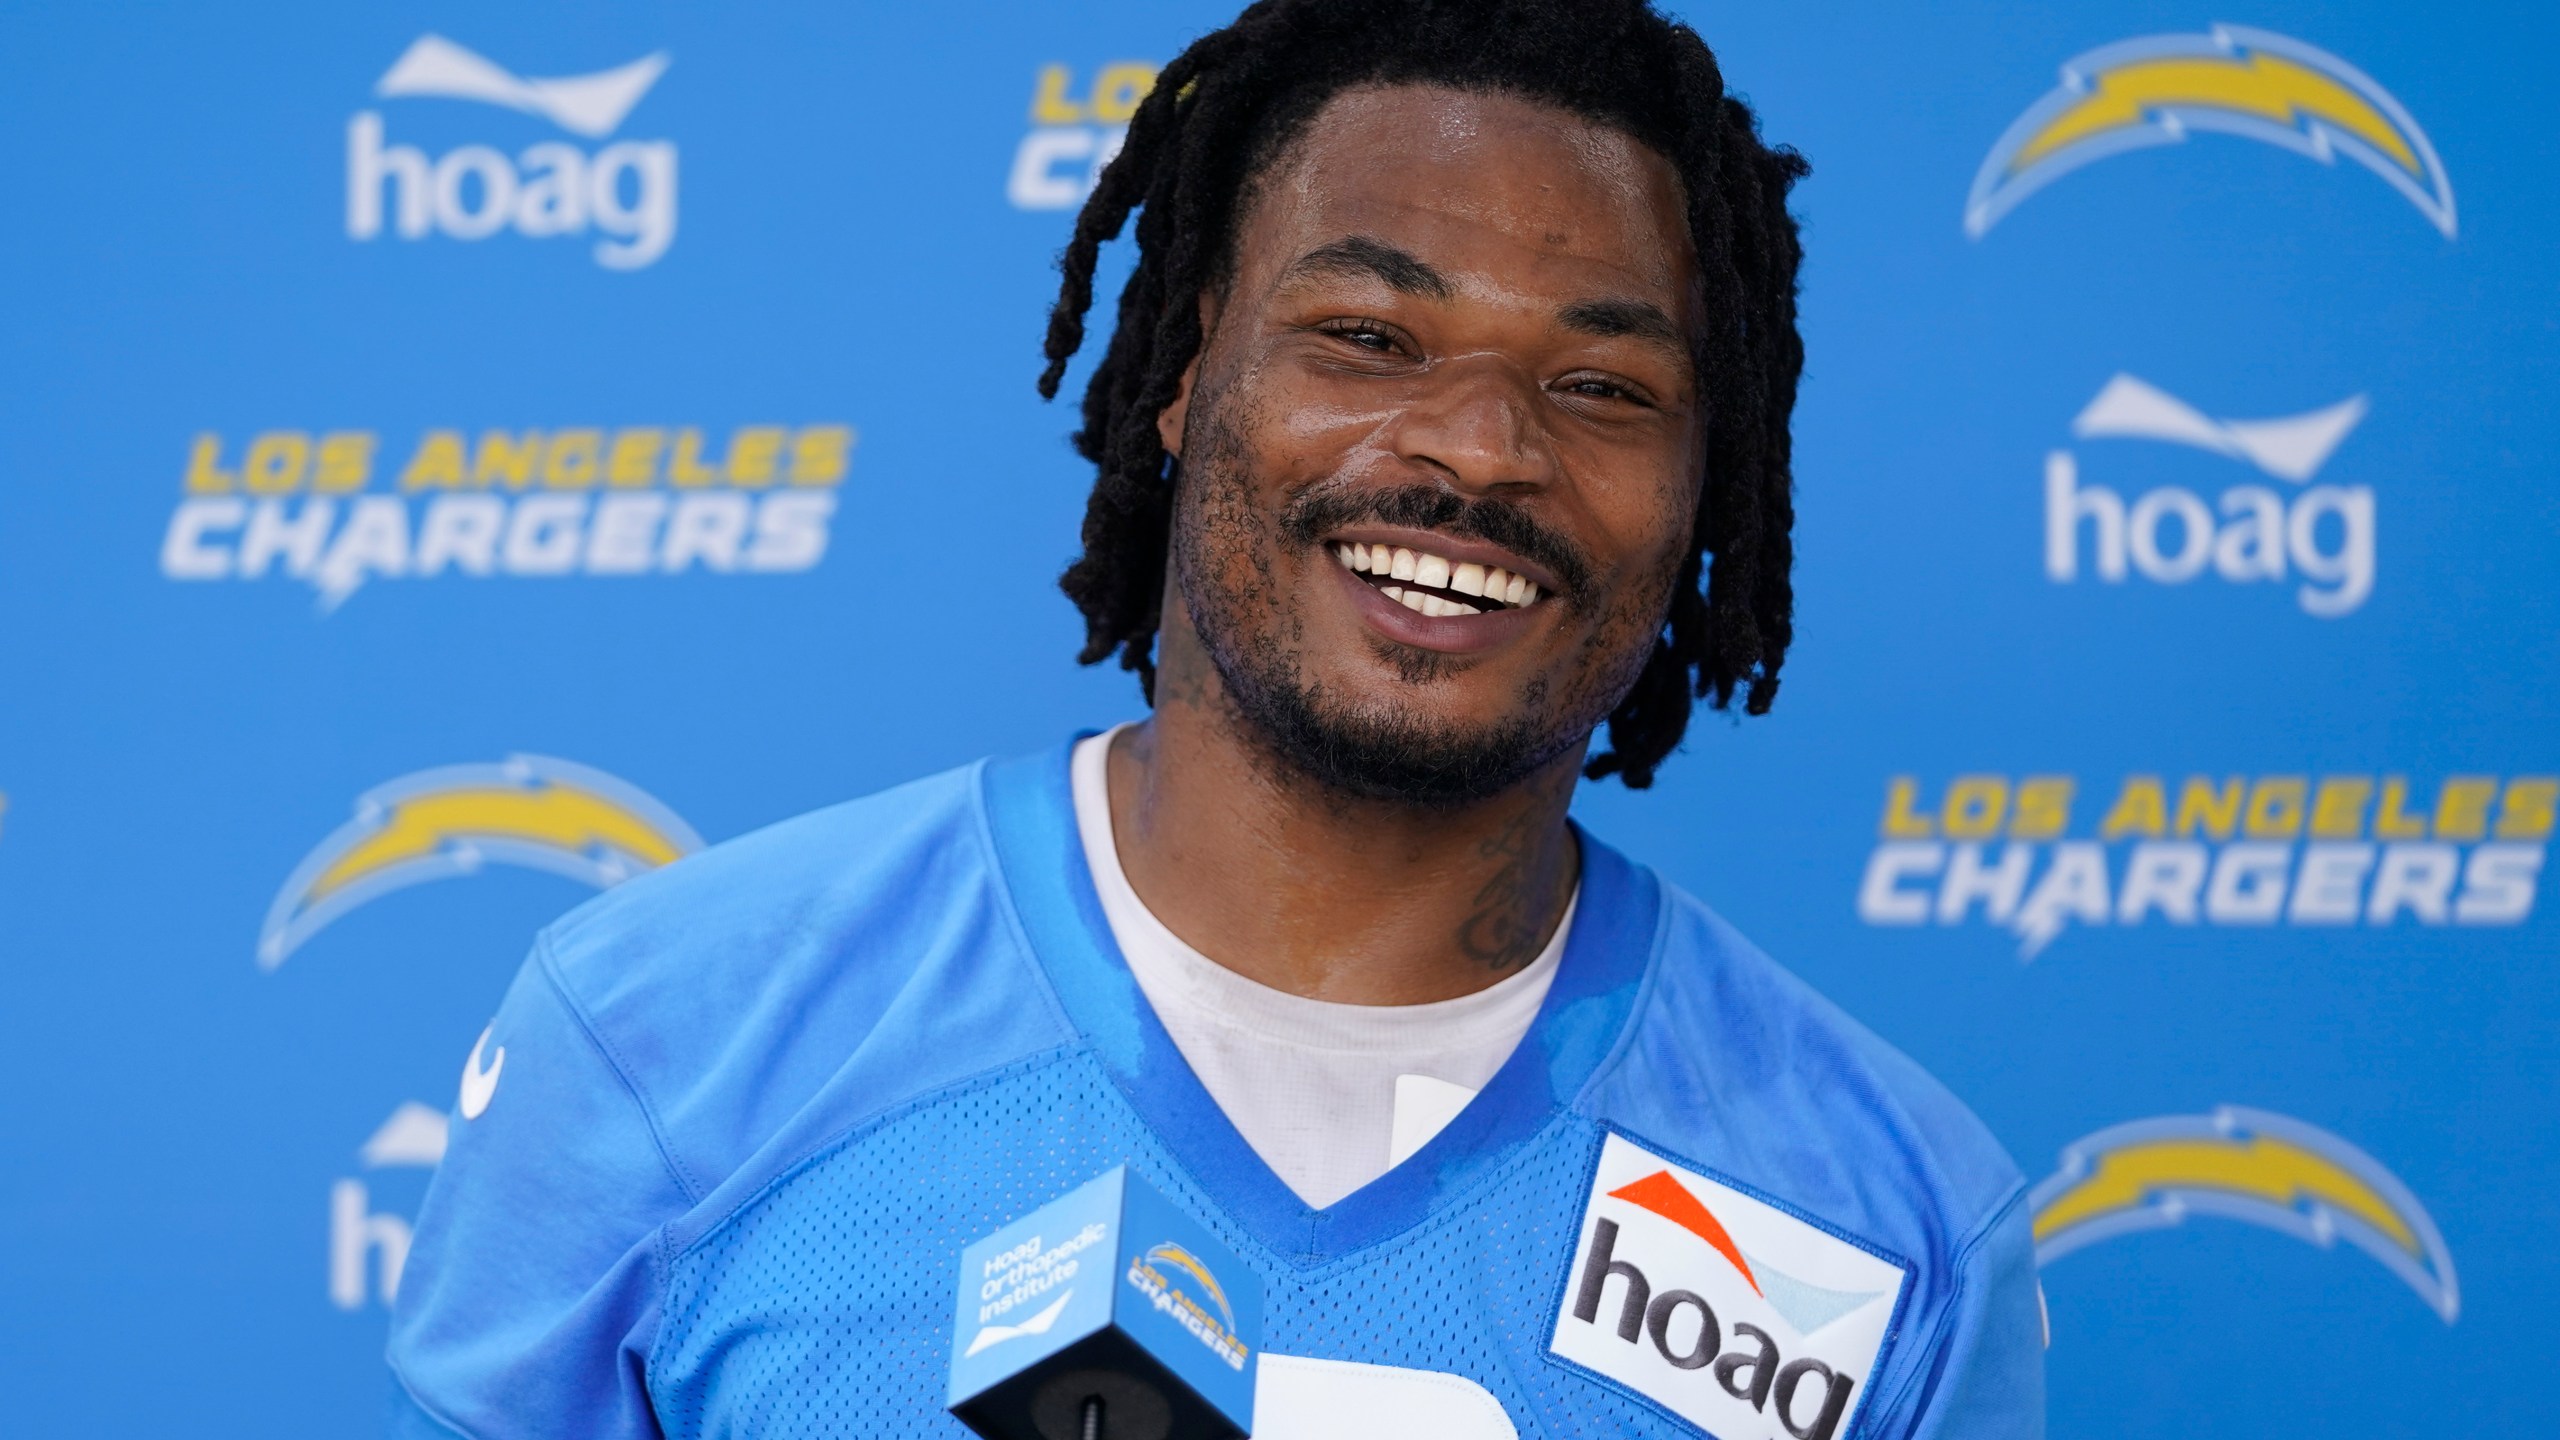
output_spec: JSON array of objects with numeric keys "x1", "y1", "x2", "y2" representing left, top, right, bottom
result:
[{"x1": 2, "y1": 2, "x2": 2552, "y2": 1434}]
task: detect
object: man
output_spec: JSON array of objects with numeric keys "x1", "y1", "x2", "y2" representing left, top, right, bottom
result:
[{"x1": 388, "y1": 2, "x2": 2045, "y2": 1436}]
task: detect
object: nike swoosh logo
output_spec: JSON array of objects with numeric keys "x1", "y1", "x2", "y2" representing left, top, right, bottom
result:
[
  {"x1": 459, "y1": 1025, "x2": 504, "y2": 1120},
  {"x1": 962, "y1": 1290, "x2": 1073, "y2": 1357},
  {"x1": 375, "y1": 34, "x2": 670, "y2": 138}
]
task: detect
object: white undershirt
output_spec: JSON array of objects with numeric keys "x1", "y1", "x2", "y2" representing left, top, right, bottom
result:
[{"x1": 1071, "y1": 727, "x2": 1573, "y2": 1209}]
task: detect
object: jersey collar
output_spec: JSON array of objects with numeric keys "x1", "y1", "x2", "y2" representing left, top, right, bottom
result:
[{"x1": 977, "y1": 738, "x2": 1663, "y2": 1268}]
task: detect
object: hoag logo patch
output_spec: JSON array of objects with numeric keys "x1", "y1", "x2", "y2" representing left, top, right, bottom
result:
[{"x1": 1551, "y1": 1134, "x2": 1909, "y2": 1439}]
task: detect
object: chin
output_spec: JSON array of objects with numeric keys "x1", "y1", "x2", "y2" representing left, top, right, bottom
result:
[{"x1": 1234, "y1": 672, "x2": 1575, "y2": 808}]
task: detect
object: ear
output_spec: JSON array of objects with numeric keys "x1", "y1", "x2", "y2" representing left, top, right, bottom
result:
[{"x1": 1155, "y1": 290, "x2": 1222, "y2": 459}]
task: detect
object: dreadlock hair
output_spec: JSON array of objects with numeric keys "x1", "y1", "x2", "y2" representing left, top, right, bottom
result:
[{"x1": 1038, "y1": 0, "x2": 1808, "y2": 790}]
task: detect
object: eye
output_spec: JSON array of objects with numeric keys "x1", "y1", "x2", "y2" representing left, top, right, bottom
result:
[
  {"x1": 1315, "y1": 319, "x2": 1408, "y2": 355},
  {"x1": 1558, "y1": 374, "x2": 1653, "y2": 407}
]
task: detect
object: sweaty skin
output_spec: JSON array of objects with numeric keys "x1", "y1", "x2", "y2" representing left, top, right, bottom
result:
[{"x1": 1107, "y1": 85, "x2": 1707, "y2": 1005}]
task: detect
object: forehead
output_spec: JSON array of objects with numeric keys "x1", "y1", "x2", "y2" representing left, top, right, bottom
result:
[{"x1": 1234, "y1": 84, "x2": 1695, "y2": 304}]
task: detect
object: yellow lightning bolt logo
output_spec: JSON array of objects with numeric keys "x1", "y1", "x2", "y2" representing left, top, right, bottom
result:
[
  {"x1": 305, "y1": 784, "x2": 687, "y2": 904},
  {"x1": 2013, "y1": 52, "x2": 2417, "y2": 177},
  {"x1": 260, "y1": 755, "x2": 702, "y2": 967},
  {"x1": 1142, "y1": 1243, "x2": 1237, "y2": 1332},
  {"x1": 2035, "y1": 1131, "x2": 2418, "y2": 1255},
  {"x1": 1968, "y1": 26, "x2": 2453, "y2": 238},
  {"x1": 2030, "y1": 1108, "x2": 2458, "y2": 1323}
]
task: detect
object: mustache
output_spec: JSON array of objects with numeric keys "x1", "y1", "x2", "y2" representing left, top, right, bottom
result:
[{"x1": 1278, "y1": 484, "x2": 1595, "y2": 599}]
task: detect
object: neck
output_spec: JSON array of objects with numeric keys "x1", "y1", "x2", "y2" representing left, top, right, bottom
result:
[{"x1": 1105, "y1": 600, "x2": 1582, "y2": 1005}]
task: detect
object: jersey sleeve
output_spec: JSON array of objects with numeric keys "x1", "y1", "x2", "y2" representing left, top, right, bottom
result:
[
  {"x1": 386, "y1": 932, "x2": 696, "y2": 1440},
  {"x1": 1901, "y1": 1190, "x2": 2046, "y2": 1440}
]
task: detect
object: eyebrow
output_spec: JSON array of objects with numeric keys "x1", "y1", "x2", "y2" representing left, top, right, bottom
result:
[
  {"x1": 1558, "y1": 297, "x2": 1687, "y2": 353},
  {"x1": 1282, "y1": 235, "x2": 1454, "y2": 300},
  {"x1": 1284, "y1": 234, "x2": 1691, "y2": 358}
]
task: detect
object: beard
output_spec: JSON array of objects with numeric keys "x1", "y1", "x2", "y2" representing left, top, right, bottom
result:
[{"x1": 1168, "y1": 401, "x2": 1654, "y2": 810}]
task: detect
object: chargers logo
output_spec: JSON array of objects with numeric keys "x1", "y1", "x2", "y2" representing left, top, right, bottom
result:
[
  {"x1": 160, "y1": 422, "x2": 852, "y2": 610},
  {"x1": 258, "y1": 754, "x2": 701, "y2": 967},
  {"x1": 1967, "y1": 25, "x2": 2454, "y2": 238},
  {"x1": 1008, "y1": 62, "x2": 1159, "y2": 210},
  {"x1": 2032, "y1": 1107, "x2": 2458, "y2": 1323},
  {"x1": 1859, "y1": 770, "x2": 2552, "y2": 957},
  {"x1": 1126, "y1": 1240, "x2": 1250, "y2": 1371},
  {"x1": 1142, "y1": 1243, "x2": 1236, "y2": 1331},
  {"x1": 1552, "y1": 1134, "x2": 1909, "y2": 1440}
]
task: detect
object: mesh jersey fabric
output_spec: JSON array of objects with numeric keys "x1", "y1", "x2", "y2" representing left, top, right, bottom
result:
[
  {"x1": 384, "y1": 739, "x2": 2044, "y2": 1439},
  {"x1": 653, "y1": 1056, "x2": 1687, "y2": 1437}
]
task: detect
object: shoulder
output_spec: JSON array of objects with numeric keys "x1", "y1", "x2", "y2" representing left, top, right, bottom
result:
[
  {"x1": 389, "y1": 756, "x2": 1081, "y2": 1437},
  {"x1": 1586, "y1": 866, "x2": 2025, "y2": 1251},
  {"x1": 533, "y1": 756, "x2": 1073, "y2": 1202},
  {"x1": 544, "y1": 758, "x2": 993, "y2": 994}
]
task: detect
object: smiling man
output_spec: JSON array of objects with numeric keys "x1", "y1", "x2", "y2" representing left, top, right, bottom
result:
[{"x1": 387, "y1": 3, "x2": 2043, "y2": 1437}]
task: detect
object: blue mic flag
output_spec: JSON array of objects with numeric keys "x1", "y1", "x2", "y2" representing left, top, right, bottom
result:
[{"x1": 948, "y1": 1167, "x2": 1261, "y2": 1440}]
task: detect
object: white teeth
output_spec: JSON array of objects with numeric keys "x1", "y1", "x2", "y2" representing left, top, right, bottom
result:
[{"x1": 1350, "y1": 541, "x2": 1540, "y2": 612}]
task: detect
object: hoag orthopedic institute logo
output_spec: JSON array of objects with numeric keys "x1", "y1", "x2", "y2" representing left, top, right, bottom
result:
[
  {"x1": 2046, "y1": 373, "x2": 2375, "y2": 616},
  {"x1": 350, "y1": 35, "x2": 676, "y2": 268},
  {"x1": 1551, "y1": 1134, "x2": 1908, "y2": 1440}
]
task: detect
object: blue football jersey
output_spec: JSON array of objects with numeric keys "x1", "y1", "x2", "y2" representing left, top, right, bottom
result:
[{"x1": 386, "y1": 742, "x2": 2043, "y2": 1439}]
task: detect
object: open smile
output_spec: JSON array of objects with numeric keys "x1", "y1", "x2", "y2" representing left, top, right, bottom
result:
[{"x1": 1328, "y1": 540, "x2": 1547, "y2": 618}]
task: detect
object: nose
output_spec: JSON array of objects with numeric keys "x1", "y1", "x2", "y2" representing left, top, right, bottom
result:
[{"x1": 1382, "y1": 354, "x2": 1560, "y2": 495}]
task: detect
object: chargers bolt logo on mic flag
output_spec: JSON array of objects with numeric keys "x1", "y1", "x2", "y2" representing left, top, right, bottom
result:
[{"x1": 949, "y1": 1167, "x2": 1259, "y2": 1440}]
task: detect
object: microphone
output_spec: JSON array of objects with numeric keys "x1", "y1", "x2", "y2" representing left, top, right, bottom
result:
[{"x1": 947, "y1": 1167, "x2": 1260, "y2": 1440}]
